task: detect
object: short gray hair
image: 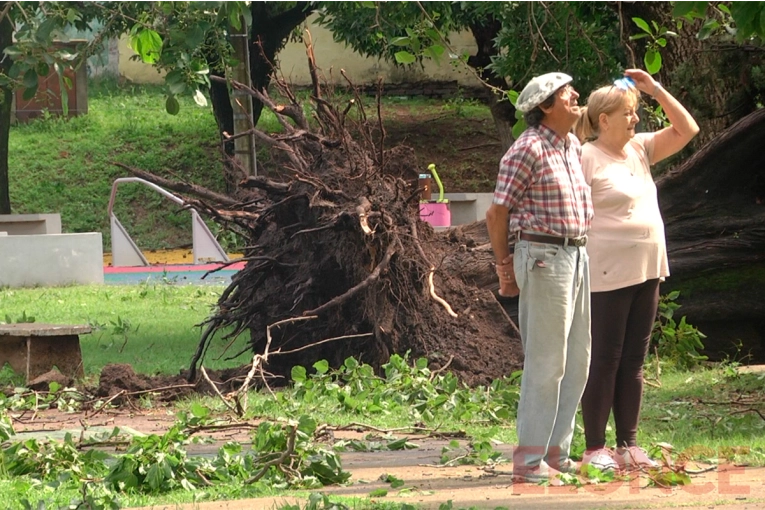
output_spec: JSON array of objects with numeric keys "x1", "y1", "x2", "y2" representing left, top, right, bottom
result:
[{"x1": 523, "y1": 93, "x2": 557, "y2": 128}]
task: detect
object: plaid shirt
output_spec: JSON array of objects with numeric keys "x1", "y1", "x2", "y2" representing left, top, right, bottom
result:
[{"x1": 493, "y1": 124, "x2": 592, "y2": 238}]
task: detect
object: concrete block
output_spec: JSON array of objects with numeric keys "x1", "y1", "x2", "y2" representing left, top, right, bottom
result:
[
  {"x1": 443, "y1": 193, "x2": 494, "y2": 226},
  {"x1": 0, "y1": 233, "x2": 104, "y2": 287},
  {"x1": 0, "y1": 213, "x2": 62, "y2": 235}
]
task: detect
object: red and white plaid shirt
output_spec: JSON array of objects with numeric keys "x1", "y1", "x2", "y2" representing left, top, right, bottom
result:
[{"x1": 493, "y1": 124, "x2": 592, "y2": 238}]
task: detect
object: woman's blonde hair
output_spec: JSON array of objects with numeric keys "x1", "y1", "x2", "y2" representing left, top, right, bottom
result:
[{"x1": 574, "y1": 84, "x2": 640, "y2": 143}]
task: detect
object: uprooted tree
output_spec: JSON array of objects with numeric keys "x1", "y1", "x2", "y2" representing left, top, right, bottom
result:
[{"x1": 147, "y1": 48, "x2": 524, "y2": 387}]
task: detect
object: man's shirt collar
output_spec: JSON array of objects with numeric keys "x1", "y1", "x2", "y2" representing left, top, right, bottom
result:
[{"x1": 535, "y1": 123, "x2": 569, "y2": 150}]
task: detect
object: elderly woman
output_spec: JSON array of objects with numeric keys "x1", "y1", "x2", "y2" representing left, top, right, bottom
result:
[{"x1": 574, "y1": 69, "x2": 699, "y2": 471}]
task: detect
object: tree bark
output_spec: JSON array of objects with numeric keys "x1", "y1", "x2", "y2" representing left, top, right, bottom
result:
[
  {"x1": 205, "y1": 4, "x2": 314, "y2": 188},
  {"x1": 0, "y1": 2, "x2": 13, "y2": 214},
  {"x1": 655, "y1": 107, "x2": 765, "y2": 323},
  {"x1": 248, "y1": 3, "x2": 314, "y2": 124},
  {"x1": 467, "y1": 18, "x2": 515, "y2": 153}
]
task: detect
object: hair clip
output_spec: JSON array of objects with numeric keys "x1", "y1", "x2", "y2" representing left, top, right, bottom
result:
[{"x1": 613, "y1": 76, "x2": 636, "y2": 91}]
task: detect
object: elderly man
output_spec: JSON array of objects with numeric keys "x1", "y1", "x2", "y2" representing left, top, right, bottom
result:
[{"x1": 485, "y1": 72, "x2": 593, "y2": 484}]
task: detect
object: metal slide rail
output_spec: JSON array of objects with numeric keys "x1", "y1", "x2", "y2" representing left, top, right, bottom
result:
[{"x1": 107, "y1": 177, "x2": 230, "y2": 267}]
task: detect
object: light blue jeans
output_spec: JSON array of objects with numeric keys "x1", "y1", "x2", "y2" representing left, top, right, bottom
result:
[{"x1": 512, "y1": 239, "x2": 591, "y2": 471}]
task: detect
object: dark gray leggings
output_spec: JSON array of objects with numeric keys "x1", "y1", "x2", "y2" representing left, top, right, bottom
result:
[{"x1": 581, "y1": 278, "x2": 660, "y2": 449}]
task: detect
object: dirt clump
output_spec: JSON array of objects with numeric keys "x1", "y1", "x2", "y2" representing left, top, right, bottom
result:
[{"x1": 96, "y1": 364, "x2": 192, "y2": 403}]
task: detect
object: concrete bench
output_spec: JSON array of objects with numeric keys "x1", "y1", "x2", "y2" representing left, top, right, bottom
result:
[
  {"x1": 0, "y1": 232, "x2": 104, "y2": 288},
  {"x1": 0, "y1": 323, "x2": 89, "y2": 381},
  {"x1": 0, "y1": 214, "x2": 62, "y2": 235},
  {"x1": 443, "y1": 193, "x2": 493, "y2": 226}
]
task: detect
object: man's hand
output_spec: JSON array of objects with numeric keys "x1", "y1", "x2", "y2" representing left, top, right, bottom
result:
[{"x1": 495, "y1": 254, "x2": 519, "y2": 298}]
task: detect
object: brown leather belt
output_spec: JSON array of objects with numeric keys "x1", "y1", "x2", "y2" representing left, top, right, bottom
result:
[{"x1": 518, "y1": 232, "x2": 587, "y2": 247}]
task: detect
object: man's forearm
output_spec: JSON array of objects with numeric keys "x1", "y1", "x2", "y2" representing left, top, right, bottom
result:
[{"x1": 486, "y1": 203, "x2": 511, "y2": 263}]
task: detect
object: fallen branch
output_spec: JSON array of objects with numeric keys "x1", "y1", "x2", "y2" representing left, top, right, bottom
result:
[
  {"x1": 112, "y1": 162, "x2": 238, "y2": 206},
  {"x1": 246, "y1": 424, "x2": 297, "y2": 484},
  {"x1": 274, "y1": 332, "x2": 373, "y2": 356},
  {"x1": 200, "y1": 366, "x2": 237, "y2": 414}
]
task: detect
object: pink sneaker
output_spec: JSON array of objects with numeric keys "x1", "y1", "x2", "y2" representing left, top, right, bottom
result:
[
  {"x1": 581, "y1": 447, "x2": 619, "y2": 472},
  {"x1": 616, "y1": 446, "x2": 659, "y2": 470}
]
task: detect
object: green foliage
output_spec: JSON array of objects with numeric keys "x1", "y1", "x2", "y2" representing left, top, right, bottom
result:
[
  {"x1": 333, "y1": 435, "x2": 418, "y2": 453},
  {"x1": 288, "y1": 353, "x2": 522, "y2": 425},
  {"x1": 490, "y1": 3, "x2": 625, "y2": 92},
  {"x1": 439, "y1": 439, "x2": 502, "y2": 466},
  {"x1": 0, "y1": 402, "x2": 348, "y2": 503},
  {"x1": 277, "y1": 492, "x2": 362, "y2": 510},
  {"x1": 1, "y1": 432, "x2": 109, "y2": 481},
  {"x1": 0, "y1": 385, "x2": 85, "y2": 414},
  {"x1": 316, "y1": 3, "x2": 460, "y2": 67},
  {"x1": 319, "y1": 2, "x2": 625, "y2": 142},
  {"x1": 673, "y1": 2, "x2": 765, "y2": 42},
  {"x1": 1, "y1": 2, "x2": 251, "y2": 115},
  {"x1": 578, "y1": 463, "x2": 617, "y2": 484},
  {"x1": 629, "y1": 17, "x2": 678, "y2": 75},
  {"x1": 651, "y1": 291, "x2": 707, "y2": 369}
]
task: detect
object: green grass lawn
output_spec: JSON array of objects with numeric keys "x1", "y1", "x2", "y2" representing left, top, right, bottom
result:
[
  {"x1": 8, "y1": 80, "x2": 227, "y2": 252},
  {"x1": 0, "y1": 283, "x2": 251, "y2": 378}
]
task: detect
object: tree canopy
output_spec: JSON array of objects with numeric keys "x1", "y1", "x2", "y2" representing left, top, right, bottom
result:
[{"x1": 2, "y1": 1, "x2": 765, "y2": 213}]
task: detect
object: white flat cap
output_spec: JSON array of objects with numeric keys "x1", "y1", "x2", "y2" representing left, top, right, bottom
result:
[{"x1": 516, "y1": 72, "x2": 573, "y2": 113}]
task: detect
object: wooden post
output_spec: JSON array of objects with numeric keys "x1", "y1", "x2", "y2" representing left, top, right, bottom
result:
[{"x1": 229, "y1": 16, "x2": 257, "y2": 176}]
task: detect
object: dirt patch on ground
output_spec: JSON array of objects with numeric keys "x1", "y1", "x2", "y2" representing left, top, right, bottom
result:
[
  {"x1": 91, "y1": 363, "x2": 262, "y2": 403},
  {"x1": 12, "y1": 407, "x2": 764, "y2": 510}
]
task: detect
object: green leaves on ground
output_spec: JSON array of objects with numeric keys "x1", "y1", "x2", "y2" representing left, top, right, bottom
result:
[
  {"x1": 439, "y1": 439, "x2": 503, "y2": 466},
  {"x1": 0, "y1": 407, "x2": 349, "y2": 505},
  {"x1": 289, "y1": 353, "x2": 522, "y2": 425}
]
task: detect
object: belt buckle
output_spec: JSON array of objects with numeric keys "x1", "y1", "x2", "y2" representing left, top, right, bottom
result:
[{"x1": 572, "y1": 236, "x2": 586, "y2": 247}]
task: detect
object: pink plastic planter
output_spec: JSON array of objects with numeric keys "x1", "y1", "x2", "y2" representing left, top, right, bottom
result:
[{"x1": 419, "y1": 202, "x2": 451, "y2": 227}]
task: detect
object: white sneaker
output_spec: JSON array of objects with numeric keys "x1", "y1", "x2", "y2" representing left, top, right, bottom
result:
[
  {"x1": 581, "y1": 447, "x2": 619, "y2": 472},
  {"x1": 513, "y1": 460, "x2": 566, "y2": 486},
  {"x1": 558, "y1": 458, "x2": 579, "y2": 474},
  {"x1": 547, "y1": 458, "x2": 579, "y2": 474},
  {"x1": 615, "y1": 446, "x2": 659, "y2": 470}
]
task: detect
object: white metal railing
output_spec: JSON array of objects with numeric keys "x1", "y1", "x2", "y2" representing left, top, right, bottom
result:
[{"x1": 107, "y1": 177, "x2": 229, "y2": 267}]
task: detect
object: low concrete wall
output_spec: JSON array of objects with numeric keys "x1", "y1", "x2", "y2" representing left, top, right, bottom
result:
[
  {"x1": 443, "y1": 193, "x2": 493, "y2": 226},
  {"x1": 0, "y1": 233, "x2": 104, "y2": 288},
  {"x1": 118, "y1": 15, "x2": 484, "y2": 92},
  {"x1": 0, "y1": 214, "x2": 62, "y2": 235}
]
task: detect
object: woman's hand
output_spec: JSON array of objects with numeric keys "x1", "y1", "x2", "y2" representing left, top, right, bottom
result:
[
  {"x1": 624, "y1": 69, "x2": 660, "y2": 96},
  {"x1": 496, "y1": 254, "x2": 519, "y2": 298}
]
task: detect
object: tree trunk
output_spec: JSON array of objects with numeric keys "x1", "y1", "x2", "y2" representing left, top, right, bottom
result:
[
  {"x1": 655, "y1": 108, "x2": 765, "y2": 324},
  {"x1": 248, "y1": 2, "x2": 314, "y2": 124},
  {"x1": 0, "y1": 3, "x2": 13, "y2": 214},
  {"x1": 467, "y1": 18, "x2": 515, "y2": 153},
  {"x1": 205, "y1": 3, "x2": 314, "y2": 185}
]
